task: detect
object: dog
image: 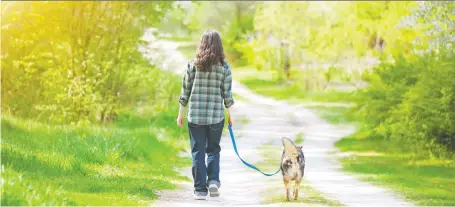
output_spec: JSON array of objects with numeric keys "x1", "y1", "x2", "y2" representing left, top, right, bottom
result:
[{"x1": 280, "y1": 137, "x2": 305, "y2": 201}]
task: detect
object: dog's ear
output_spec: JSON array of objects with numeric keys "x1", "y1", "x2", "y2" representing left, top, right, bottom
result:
[
  {"x1": 282, "y1": 137, "x2": 298, "y2": 157},
  {"x1": 296, "y1": 146, "x2": 303, "y2": 151}
]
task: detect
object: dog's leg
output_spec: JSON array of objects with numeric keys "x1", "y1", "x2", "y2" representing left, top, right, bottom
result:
[
  {"x1": 283, "y1": 176, "x2": 291, "y2": 201},
  {"x1": 294, "y1": 179, "x2": 301, "y2": 200}
]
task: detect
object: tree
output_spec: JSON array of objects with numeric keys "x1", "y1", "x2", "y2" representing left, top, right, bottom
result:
[
  {"x1": 1, "y1": 2, "x2": 173, "y2": 124},
  {"x1": 185, "y1": 2, "x2": 256, "y2": 63},
  {"x1": 397, "y1": 1, "x2": 455, "y2": 54},
  {"x1": 238, "y1": 1, "x2": 419, "y2": 80}
]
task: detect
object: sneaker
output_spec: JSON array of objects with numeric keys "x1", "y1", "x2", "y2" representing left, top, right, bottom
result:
[
  {"x1": 194, "y1": 191, "x2": 207, "y2": 200},
  {"x1": 208, "y1": 184, "x2": 220, "y2": 197}
]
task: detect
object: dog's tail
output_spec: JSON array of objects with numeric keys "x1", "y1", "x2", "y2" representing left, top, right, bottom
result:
[{"x1": 282, "y1": 137, "x2": 299, "y2": 158}]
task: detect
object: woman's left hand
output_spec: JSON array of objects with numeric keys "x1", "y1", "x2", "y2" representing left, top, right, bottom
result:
[{"x1": 228, "y1": 115, "x2": 234, "y2": 126}]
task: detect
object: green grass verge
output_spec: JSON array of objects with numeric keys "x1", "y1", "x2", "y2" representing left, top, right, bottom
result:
[
  {"x1": 2, "y1": 110, "x2": 191, "y2": 206},
  {"x1": 256, "y1": 141, "x2": 342, "y2": 206},
  {"x1": 233, "y1": 93, "x2": 249, "y2": 103},
  {"x1": 295, "y1": 133, "x2": 305, "y2": 144},
  {"x1": 177, "y1": 44, "x2": 195, "y2": 60},
  {"x1": 239, "y1": 76, "x2": 355, "y2": 104},
  {"x1": 263, "y1": 185, "x2": 343, "y2": 206},
  {"x1": 169, "y1": 38, "x2": 196, "y2": 61},
  {"x1": 160, "y1": 36, "x2": 194, "y2": 42},
  {"x1": 2, "y1": 73, "x2": 192, "y2": 206},
  {"x1": 336, "y1": 131, "x2": 455, "y2": 206},
  {"x1": 306, "y1": 106, "x2": 361, "y2": 125}
]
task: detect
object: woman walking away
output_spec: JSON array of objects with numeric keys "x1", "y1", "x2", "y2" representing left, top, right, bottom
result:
[{"x1": 176, "y1": 29, "x2": 235, "y2": 200}]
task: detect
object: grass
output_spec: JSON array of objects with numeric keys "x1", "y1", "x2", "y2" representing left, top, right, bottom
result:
[
  {"x1": 160, "y1": 35, "x2": 194, "y2": 42},
  {"x1": 295, "y1": 133, "x2": 305, "y2": 144},
  {"x1": 256, "y1": 141, "x2": 342, "y2": 206},
  {"x1": 336, "y1": 131, "x2": 455, "y2": 206},
  {"x1": 2, "y1": 96, "x2": 191, "y2": 205},
  {"x1": 262, "y1": 185, "x2": 343, "y2": 206},
  {"x1": 177, "y1": 44, "x2": 196, "y2": 60},
  {"x1": 233, "y1": 93, "x2": 250, "y2": 103},
  {"x1": 168, "y1": 38, "x2": 196, "y2": 61},
  {"x1": 306, "y1": 106, "x2": 361, "y2": 125},
  {"x1": 233, "y1": 67, "x2": 355, "y2": 104},
  {"x1": 238, "y1": 74, "x2": 356, "y2": 105}
]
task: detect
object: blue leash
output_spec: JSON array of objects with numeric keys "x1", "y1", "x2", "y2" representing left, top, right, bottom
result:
[{"x1": 227, "y1": 124, "x2": 281, "y2": 176}]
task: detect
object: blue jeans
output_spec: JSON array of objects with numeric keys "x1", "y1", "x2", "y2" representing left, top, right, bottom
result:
[{"x1": 188, "y1": 119, "x2": 224, "y2": 193}]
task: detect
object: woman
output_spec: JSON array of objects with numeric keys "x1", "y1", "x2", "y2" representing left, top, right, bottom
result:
[{"x1": 176, "y1": 29, "x2": 234, "y2": 200}]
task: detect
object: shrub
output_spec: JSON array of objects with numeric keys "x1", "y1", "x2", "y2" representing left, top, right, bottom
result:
[{"x1": 357, "y1": 51, "x2": 455, "y2": 157}]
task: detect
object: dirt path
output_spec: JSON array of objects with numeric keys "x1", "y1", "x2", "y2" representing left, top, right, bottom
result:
[{"x1": 141, "y1": 30, "x2": 414, "y2": 207}]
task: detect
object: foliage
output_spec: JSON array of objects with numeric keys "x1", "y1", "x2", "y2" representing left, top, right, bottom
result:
[
  {"x1": 340, "y1": 1, "x2": 419, "y2": 57},
  {"x1": 241, "y1": 2, "x2": 311, "y2": 79},
  {"x1": 1, "y1": 2, "x2": 193, "y2": 205},
  {"x1": 1, "y1": 2, "x2": 173, "y2": 124},
  {"x1": 157, "y1": 2, "x2": 193, "y2": 39},
  {"x1": 357, "y1": 51, "x2": 455, "y2": 156},
  {"x1": 398, "y1": 1, "x2": 455, "y2": 54},
  {"x1": 234, "y1": 36, "x2": 284, "y2": 77},
  {"x1": 172, "y1": 2, "x2": 256, "y2": 64},
  {"x1": 236, "y1": 1, "x2": 418, "y2": 79},
  {"x1": 353, "y1": 1, "x2": 455, "y2": 156}
]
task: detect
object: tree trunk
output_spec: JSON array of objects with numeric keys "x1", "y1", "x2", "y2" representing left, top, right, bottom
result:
[
  {"x1": 236, "y1": 3, "x2": 241, "y2": 30},
  {"x1": 100, "y1": 107, "x2": 106, "y2": 123},
  {"x1": 281, "y1": 41, "x2": 291, "y2": 80}
]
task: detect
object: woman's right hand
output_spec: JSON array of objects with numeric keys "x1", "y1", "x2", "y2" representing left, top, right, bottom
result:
[
  {"x1": 177, "y1": 104, "x2": 185, "y2": 128},
  {"x1": 177, "y1": 114, "x2": 184, "y2": 128}
]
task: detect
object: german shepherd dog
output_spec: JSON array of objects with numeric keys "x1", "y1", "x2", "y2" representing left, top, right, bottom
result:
[{"x1": 280, "y1": 137, "x2": 305, "y2": 201}]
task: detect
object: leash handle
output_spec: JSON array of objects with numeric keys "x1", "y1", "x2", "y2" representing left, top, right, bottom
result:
[{"x1": 227, "y1": 124, "x2": 281, "y2": 176}]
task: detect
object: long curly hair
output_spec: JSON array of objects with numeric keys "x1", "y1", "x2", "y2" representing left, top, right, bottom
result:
[{"x1": 194, "y1": 30, "x2": 225, "y2": 72}]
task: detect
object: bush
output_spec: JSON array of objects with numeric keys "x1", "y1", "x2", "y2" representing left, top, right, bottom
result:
[{"x1": 357, "y1": 51, "x2": 455, "y2": 157}]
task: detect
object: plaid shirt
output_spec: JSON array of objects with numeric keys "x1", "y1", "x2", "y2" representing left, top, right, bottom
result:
[{"x1": 179, "y1": 61, "x2": 234, "y2": 125}]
